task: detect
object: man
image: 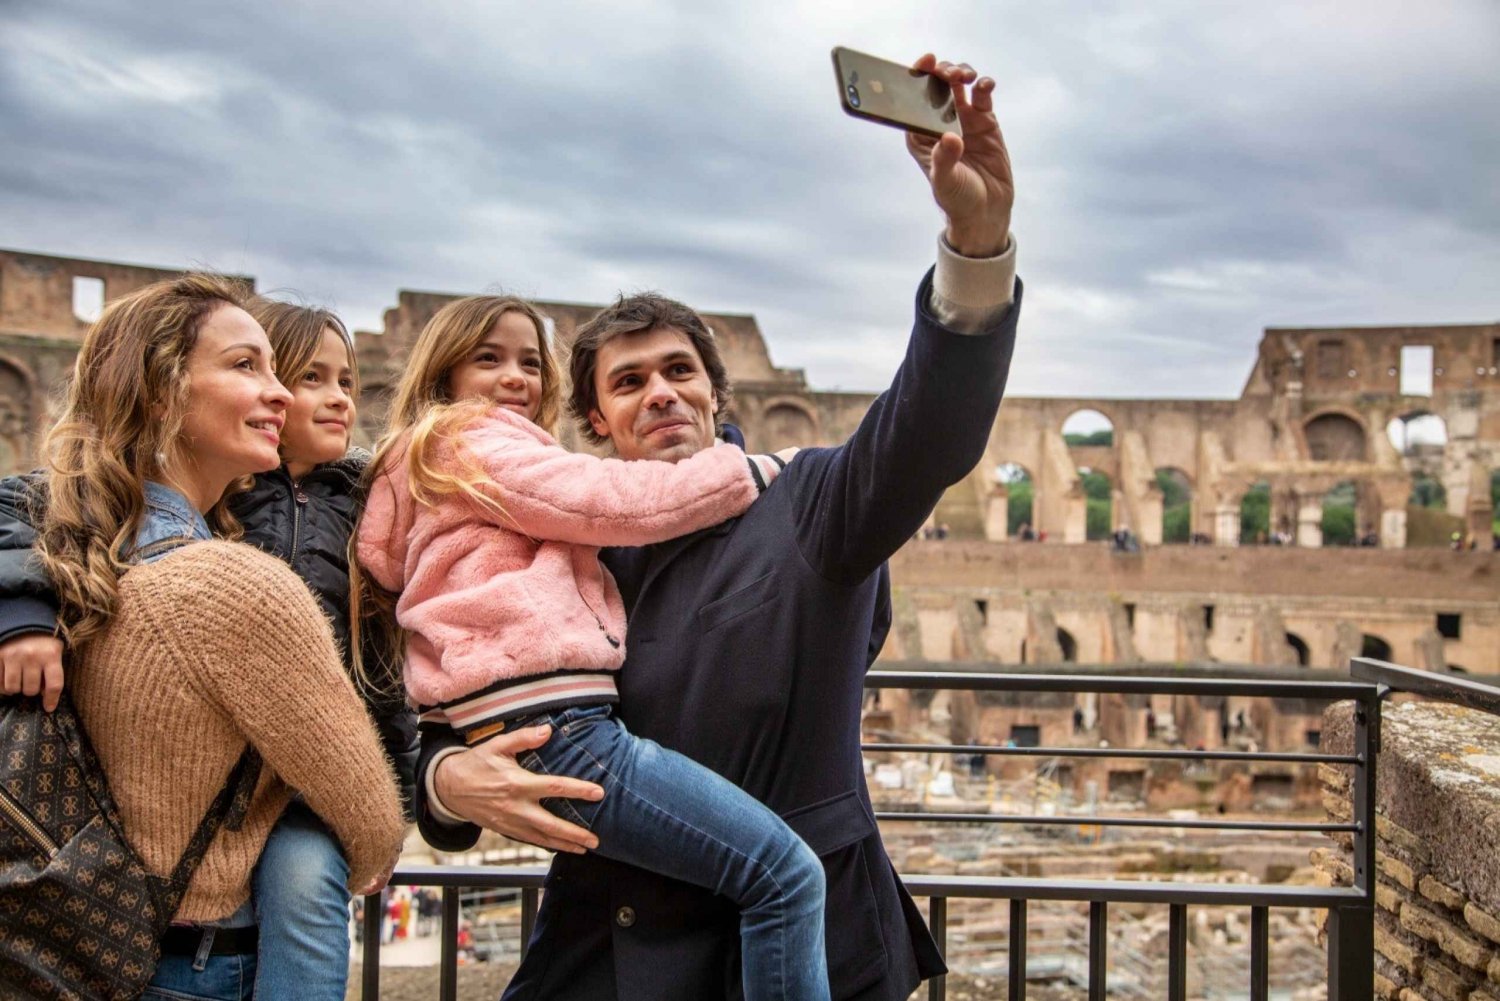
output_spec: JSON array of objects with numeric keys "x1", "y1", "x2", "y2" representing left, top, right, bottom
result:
[{"x1": 418, "y1": 54, "x2": 1020, "y2": 1000}]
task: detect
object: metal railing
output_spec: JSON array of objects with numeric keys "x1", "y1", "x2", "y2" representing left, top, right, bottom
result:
[{"x1": 358, "y1": 659, "x2": 1499, "y2": 1001}]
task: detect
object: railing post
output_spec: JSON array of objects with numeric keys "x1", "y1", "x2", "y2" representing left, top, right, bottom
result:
[
  {"x1": 1088, "y1": 901, "x2": 1107, "y2": 1001},
  {"x1": 1250, "y1": 906, "x2": 1268, "y2": 1001},
  {"x1": 1008, "y1": 898, "x2": 1027, "y2": 1001},
  {"x1": 521, "y1": 887, "x2": 538, "y2": 959},
  {"x1": 440, "y1": 886, "x2": 459, "y2": 1001},
  {"x1": 1328, "y1": 687, "x2": 1379, "y2": 1001},
  {"x1": 1167, "y1": 903, "x2": 1186, "y2": 1001},
  {"x1": 361, "y1": 891, "x2": 381, "y2": 1001},
  {"x1": 927, "y1": 896, "x2": 947, "y2": 1001}
]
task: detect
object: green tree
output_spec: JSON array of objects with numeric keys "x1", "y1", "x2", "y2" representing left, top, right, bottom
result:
[
  {"x1": 1240, "y1": 483, "x2": 1270, "y2": 543},
  {"x1": 1080, "y1": 470, "x2": 1112, "y2": 501},
  {"x1": 1409, "y1": 475, "x2": 1446, "y2": 509},
  {"x1": 1086, "y1": 499, "x2": 1111, "y2": 540},
  {"x1": 1163, "y1": 504, "x2": 1191, "y2": 543},
  {"x1": 1064, "y1": 430, "x2": 1114, "y2": 447},
  {"x1": 1007, "y1": 480, "x2": 1034, "y2": 536}
]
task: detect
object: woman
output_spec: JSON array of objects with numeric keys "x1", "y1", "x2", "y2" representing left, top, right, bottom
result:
[{"x1": 32, "y1": 273, "x2": 406, "y2": 999}]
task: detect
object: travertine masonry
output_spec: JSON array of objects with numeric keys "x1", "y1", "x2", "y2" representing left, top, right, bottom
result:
[{"x1": 1320, "y1": 702, "x2": 1500, "y2": 1001}]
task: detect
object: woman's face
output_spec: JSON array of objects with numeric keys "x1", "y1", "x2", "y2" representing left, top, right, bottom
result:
[
  {"x1": 446, "y1": 311, "x2": 544, "y2": 422},
  {"x1": 173, "y1": 304, "x2": 292, "y2": 503},
  {"x1": 280, "y1": 326, "x2": 358, "y2": 475}
]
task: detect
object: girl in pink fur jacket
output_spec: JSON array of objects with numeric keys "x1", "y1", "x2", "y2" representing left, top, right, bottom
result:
[{"x1": 356, "y1": 295, "x2": 829, "y2": 1000}]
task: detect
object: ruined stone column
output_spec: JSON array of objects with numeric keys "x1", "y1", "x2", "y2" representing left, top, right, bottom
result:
[
  {"x1": 983, "y1": 484, "x2": 1008, "y2": 541},
  {"x1": 1296, "y1": 491, "x2": 1325, "y2": 547},
  {"x1": 1214, "y1": 501, "x2": 1240, "y2": 546}
]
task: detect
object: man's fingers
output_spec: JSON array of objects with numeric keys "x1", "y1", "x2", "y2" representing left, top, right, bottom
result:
[
  {"x1": 20, "y1": 662, "x2": 42, "y2": 697},
  {"x1": 478, "y1": 724, "x2": 553, "y2": 756},
  {"x1": 525, "y1": 811, "x2": 599, "y2": 853},
  {"x1": 0, "y1": 659, "x2": 19, "y2": 696},
  {"x1": 969, "y1": 77, "x2": 996, "y2": 115},
  {"x1": 930, "y1": 133, "x2": 964, "y2": 185}
]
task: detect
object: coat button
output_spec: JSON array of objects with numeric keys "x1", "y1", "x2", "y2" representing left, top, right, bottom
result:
[{"x1": 615, "y1": 906, "x2": 636, "y2": 928}]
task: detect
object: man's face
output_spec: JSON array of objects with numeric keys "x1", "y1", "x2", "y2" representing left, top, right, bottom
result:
[{"x1": 587, "y1": 326, "x2": 718, "y2": 463}]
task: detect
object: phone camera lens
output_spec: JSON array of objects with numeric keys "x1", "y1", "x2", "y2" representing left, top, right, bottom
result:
[{"x1": 846, "y1": 83, "x2": 861, "y2": 109}]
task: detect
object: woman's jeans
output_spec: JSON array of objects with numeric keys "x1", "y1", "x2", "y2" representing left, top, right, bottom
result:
[
  {"x1": 250, "y1": 800, "x2": 353, "y2": 1001},
  {"x1": 518, "y1": 704, "x2": 829, "y2": 1001},
  {"x1": 141, "y1": 953, "x2": 256, "y2": 1001}
]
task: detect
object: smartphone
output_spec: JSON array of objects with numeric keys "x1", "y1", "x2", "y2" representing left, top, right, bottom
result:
[{"x1": 832, "y1": 47, "x2": 959, "y2": 138}]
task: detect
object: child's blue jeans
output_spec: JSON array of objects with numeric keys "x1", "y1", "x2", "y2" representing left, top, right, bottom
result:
[
  {"x1": 250, "y1": 800, "x2": 352, "y2": 1001},
  {"x1": 516, "y1": 703, "x2": 829, "y2": 1001}
]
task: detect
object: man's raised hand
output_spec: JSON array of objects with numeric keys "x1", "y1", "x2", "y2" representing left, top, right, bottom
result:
[{"x1": 905, "y1": 54, "x2": 1014, "y2": 258}]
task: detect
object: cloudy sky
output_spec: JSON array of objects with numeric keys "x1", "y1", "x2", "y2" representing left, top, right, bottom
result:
[{"x1": 2, "y1": 0, "x2": 1496, "y2": 400}]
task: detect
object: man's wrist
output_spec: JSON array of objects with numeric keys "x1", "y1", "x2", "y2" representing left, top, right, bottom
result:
[
  {"x1": 425, "y1": 746, "x2": 469, "y2": 825},
  {"x1": 944, "y1": 222, "x2": 1010, "y2": 259}
]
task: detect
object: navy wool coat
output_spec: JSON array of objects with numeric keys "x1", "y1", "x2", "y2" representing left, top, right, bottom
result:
[{"x1": 416, "y1": 272, "x2": 1022, "y2": 1001}]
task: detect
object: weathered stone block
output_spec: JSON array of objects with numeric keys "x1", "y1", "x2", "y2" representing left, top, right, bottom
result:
[
  {"x1": 1381, "y1": 881, "x2": 1409, "y2": 912},
  {"x1": 1383, "y1": 850, "x2": 1420, "y2": 891},
  {"x1": 1381, "y1": 815, "x2": 1435, "y2": 864},
  {"x1": 1467, "y1": 903, "x2": 1500, "y2": 948},
  {"x1": 1380, "y1": 922, "x2": 1428, "y2": 976},
  {"x1": 1312, "y1": 846, "x2": 1355, "y2": 885},
  {"x1": 1489, "y1": 953, "x2": 1500, "y2": 984},
  {"x1": 1404, "y1": 901, "x2": 1496, "y2": 971},
  {"x1": 1421, "y1": 956, "x2": 1477, "y2": 1001},
  {"x1": 1469, "y1": 984, "x2": 1500, "y2": 1001},
  {"x1": 1422, "y1": 875, "x2": 1468, "y2": 911}
]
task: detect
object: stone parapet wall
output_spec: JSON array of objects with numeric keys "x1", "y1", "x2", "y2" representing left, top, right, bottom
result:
[{"x1": 1319, "y1": 701, "x2": 1500, "y2": 1001}]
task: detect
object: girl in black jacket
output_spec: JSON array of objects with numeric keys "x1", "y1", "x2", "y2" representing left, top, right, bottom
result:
[{"x1": 0, "y1": 299, "x2": 417, "y2": 1001}]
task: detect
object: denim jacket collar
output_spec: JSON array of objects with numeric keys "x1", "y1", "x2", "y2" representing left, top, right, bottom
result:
[{"x1": 133, "y1": 481, "x2": 213, "y2": 564}]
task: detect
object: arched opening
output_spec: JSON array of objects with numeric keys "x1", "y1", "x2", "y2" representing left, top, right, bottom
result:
[
  {"x1": 1322, "y1": 480, "x2": 1358, "y2": 546},
  {"x1": 1062, "y1": 409, "x2": 1114, "y2": 446},
  {"x1": 1360, "y1": 634, "x2": 1393, "y2": 661},
  {"x1": 1155, "y1": 468, "x2": 1192, "y2": 544},
  {"x1": 1285, "y1": 633, "x2": 1310, "y2": 667},
  {"x1": 1386, "y1": 412, "x2": 1448, "y2": 459},
  {"x1": 995, "y1": 462, "x2": 1035, "y2": 539},
  {"x1": 760, "y1": 402, "x2": 818, "y2": 450},
  {"x1": 1079, "y1": 467, "x2": 1112, "y2": 542},
  {"x1": 1409, "y1": 473, "x2": 1447, "y2": 509},
  {"x1": 1240, "y1": 481, "x2": 1271, "y2": 544},
  {"x1": 1057, "y1": 628, "x2": 1078, "y2": 663},
  {"x1": 1304, "y1": 413, "x2": 1368, "y2": 462}
]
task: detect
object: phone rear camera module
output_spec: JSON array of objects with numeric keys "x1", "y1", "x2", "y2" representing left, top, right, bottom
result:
[{"x1": 846, "y1": 83, "x2": 861, "y2": 108}]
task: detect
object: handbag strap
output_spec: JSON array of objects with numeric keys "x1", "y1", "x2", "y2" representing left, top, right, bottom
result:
[{"x1": 160, "y1": 747, "x2": 263, "y2": 902}]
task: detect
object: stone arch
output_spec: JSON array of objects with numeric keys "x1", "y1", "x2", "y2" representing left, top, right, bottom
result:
[
  {"x1": 1240, "y1": 480, "x2": 1272, "y2": 544},
  {"x1": 1061, "y1": 407, "x2": 1116, "y2": 445},
  {"x1": 758, "y1": 397, "x2": 818, "y2": 450},
  {"x1": 994, "y1": 462, "x2": 1036, "y2": 539},
  {"x1": 1321, "y1": 480, "x2": 1360, "y2": 546},
  {"x1": 0, "y1": 356, "x2": 37, "y2": 475},
  {"x1": 1303, "y1": 411, "x2": 1368, "y2": 462},
  {"x1": 1056, "y1": 627, "x2": 1078, "y2": 663},
  {"x1": 1360, "y1": 634, "x2": 1393, "y2": 661},
  {"x1": 1285, "y1": 632, "x2": 1310, "y2": 667},
  {"x1": 1155, "y1": 467, "x2": 1193, "y2": 543},
  {"x1": 1078, "y1": 466, "x2": 1112, "y2": 541},
  {"x1": 1386, "y1": 410, "x2": 1448, "y2": 459}
]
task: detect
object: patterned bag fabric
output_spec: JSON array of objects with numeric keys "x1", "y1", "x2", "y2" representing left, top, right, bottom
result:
[{"x1": 0, "y1": 692, "x2": 261, "y2": 1000}]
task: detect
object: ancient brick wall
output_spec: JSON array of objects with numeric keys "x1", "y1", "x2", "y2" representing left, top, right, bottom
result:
[{"x1": 1319, "y1": 701, "x2": 1500, "y2": 1001}]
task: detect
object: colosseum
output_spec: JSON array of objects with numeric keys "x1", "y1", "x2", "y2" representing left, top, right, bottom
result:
[{"x1": 1, "y1": 246, "x2": 1496, "y2": 792}]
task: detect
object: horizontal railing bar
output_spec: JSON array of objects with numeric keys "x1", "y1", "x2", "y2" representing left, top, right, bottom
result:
[
  {"x1": 901, "y1": 878, "x2": 1366, "y2": 908},
  {"x1": 875, "y1": 812, "x2": 1359, "y2": 832},
  {"x1": 862, "y1": 742, "x2": 1360, "y2": 764},
  {"x1": 865, "y1": 670, "x2": 1379, "y2": 700},
  {"x1": 385, "y1": 865, "x2": 1366, "y2": 908},
  {"x1": 1351, "y1": 657, "x2": 1500, "y2": 716}
]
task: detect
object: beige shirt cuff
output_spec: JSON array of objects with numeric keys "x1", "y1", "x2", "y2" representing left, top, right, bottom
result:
[
  {"x1": 930, "y1": 233, "x2": 1017, "y2": 335},
  {"x1": 424, "y1": 744, "x2": 470, "y2": 825}
]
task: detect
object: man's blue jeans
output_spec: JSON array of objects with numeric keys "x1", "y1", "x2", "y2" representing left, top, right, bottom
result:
[
  {"x1": 515, "y1": 704, "x2": 829, "y2": 1001},
  {"x1": 250, "y1": 800, "x2": 352, "y2": 1001},
  {"x1": 141, "y1": 953, "x2": 255, "y2": 1000}
]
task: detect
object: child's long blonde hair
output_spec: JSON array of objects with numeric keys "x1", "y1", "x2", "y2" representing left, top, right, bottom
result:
[{"x1": 350, "y1": 295, "x2": 560, "y2": 694}]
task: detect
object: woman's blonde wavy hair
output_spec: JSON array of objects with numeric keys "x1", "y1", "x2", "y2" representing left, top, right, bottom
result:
[
  {"x1": 36, "y1": 273, "x2": 251, "y2": 649},
  {"x1": 349, "y1": 295, "x2": 560, "y2": 694}
]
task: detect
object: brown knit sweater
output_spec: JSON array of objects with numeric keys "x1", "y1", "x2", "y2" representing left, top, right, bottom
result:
[{"x1": 70, "y1": 540, "x2": 407, "y2": 922}]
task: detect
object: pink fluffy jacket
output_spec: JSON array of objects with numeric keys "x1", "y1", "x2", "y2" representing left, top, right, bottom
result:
[{"x1": 357, "y1": 406, "x2": 759, "y2": 707}]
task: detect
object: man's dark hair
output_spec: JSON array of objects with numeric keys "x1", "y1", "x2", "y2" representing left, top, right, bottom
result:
[{"x1": 568, "y1": 292, "x2": 733, "y2": 445}]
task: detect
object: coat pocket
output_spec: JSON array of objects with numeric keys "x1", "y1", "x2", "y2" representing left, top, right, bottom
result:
[
  {"x1": 695, "y1": 570, "x2": 776, "y2": 633},
  {"x1": 783, "y1": 791, "x2": 888, "y2": 994}
]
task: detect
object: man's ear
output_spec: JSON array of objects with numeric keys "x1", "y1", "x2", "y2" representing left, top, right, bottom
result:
[{"x1": 588, "y1": 408, "x2": 611, "y2": 440}]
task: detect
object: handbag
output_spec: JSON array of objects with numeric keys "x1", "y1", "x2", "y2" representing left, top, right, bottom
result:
[{"x1": 0, "y1": 534, "x2": 264, "y2": 1000}]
